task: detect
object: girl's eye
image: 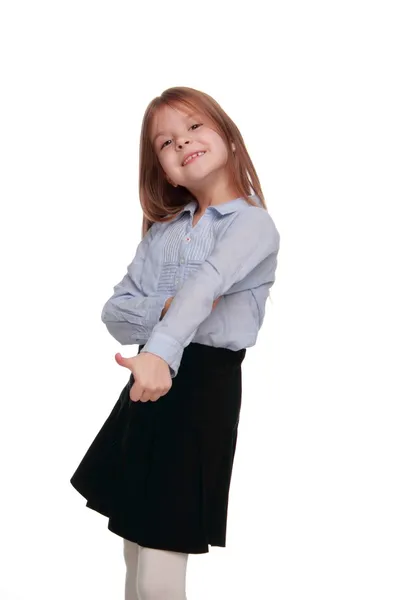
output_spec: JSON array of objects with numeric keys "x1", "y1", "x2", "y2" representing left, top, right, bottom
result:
[{"x1": 160, "y1": 124, "x2": 203, "y2": 150}]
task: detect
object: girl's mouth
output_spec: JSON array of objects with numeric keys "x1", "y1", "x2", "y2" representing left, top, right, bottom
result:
[{"x1": 182, "y1": 151, "x2": 206, "y2": 166}]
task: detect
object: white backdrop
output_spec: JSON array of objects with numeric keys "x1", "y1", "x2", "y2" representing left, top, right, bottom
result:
[{"x1": 1, "y1": 1, "x2": 399, "y2": 599}]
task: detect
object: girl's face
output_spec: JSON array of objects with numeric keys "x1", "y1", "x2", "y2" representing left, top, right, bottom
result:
[{"x1": 150, "y1": 104, "x2": 232, "y2": 190}]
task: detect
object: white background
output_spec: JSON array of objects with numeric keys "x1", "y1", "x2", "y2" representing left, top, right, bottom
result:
[{"x1": 1, "y1": 1, "x2": 399, "y2": 599}]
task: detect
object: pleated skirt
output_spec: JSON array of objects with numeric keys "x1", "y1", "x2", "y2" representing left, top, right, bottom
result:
[{"x1": 70, "y1": 342, "x2": 246, "y2": 554}]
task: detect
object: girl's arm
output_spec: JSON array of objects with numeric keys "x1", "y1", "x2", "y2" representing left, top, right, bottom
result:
[
  {"x1": 101, "y1": 224, "x2": 171, "y2": 345},
  {"x1": 140, "y1": 208, "x2": 280, "y2": 377}
]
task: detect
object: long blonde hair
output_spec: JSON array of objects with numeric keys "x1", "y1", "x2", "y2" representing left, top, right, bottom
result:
[{"x1": 138, "y1": 86, "x2": 269, "y2": 238}]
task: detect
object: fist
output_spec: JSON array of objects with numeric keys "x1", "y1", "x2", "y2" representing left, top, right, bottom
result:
[{"x1": 115, "y1": 351, "x2": 172, "y2": 402}]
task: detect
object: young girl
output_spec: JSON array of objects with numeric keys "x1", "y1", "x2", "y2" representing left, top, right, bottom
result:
[{"x1": 70, "y1": 86, "x2": 280, "y2": 599}]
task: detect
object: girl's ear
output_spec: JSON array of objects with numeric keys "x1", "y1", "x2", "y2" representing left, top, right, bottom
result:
[{"x1": 231, "y1": 142, "x2": 236, "y2": 152}]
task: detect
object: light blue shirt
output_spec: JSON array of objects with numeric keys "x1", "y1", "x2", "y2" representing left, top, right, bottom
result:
[{"x1": 101, "y1": 195, "x2": 280, "y2": 378}]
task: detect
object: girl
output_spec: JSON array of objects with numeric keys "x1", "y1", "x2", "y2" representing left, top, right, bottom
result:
[{"x1": 70, "y1": 86, "x2": 280, "y2": 599}]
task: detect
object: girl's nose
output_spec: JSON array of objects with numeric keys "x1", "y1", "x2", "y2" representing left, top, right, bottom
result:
[{"x1": 176, "y1": 138, "x2": 190, "y2": 149}]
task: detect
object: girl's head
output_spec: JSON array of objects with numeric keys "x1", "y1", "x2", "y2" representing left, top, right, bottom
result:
[{"x1": 139, "y1": 86, "x2": 267, "y2": 236}]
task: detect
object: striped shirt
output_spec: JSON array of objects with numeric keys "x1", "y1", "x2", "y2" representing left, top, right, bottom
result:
[{"x1": 101, "y1": 194, "x2": 280, "y2": 378}]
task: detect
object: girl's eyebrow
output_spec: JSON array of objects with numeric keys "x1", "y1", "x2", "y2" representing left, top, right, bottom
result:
[{"x1": 152, "y1": 112, "x2": 198, "y2": 144}]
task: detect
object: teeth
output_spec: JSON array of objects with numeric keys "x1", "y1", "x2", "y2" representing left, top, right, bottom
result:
[{"x1": 183, "y1": 151, "x2": 205, "y2": 166}]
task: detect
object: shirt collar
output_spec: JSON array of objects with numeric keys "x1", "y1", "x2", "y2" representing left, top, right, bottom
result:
[{"x1": 181, "y1": 194, "x2": 261, "y2": 217}]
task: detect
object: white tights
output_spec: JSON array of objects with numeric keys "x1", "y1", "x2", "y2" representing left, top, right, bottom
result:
[{"x1": 123, "y1": 538, "x2": 189, "y2": 600}]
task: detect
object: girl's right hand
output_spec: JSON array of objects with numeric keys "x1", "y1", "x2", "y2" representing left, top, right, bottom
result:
[{"x1": 212, "y1": 296, "x2": 222, "y2": 309}]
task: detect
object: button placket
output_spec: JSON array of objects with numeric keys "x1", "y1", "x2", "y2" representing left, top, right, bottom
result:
[{"x1": 176, "y1": 240, "x2": 188, "y2": 287}]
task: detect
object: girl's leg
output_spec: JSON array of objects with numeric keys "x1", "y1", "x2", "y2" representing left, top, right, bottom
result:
[
  {"x1": 136, "y1": 545, "x2": 189, "y2": 600},
  {"x1": 123, "y1": 538, "x2": 140, "y2": 600}
]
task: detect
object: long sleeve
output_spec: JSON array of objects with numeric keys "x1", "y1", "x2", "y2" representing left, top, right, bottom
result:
[
  {"x1": 101, "y1": 224, "x2": 171, "y2": 345},
  {"x1": 141, "y1": 208, "x2": 280, "y2": 377}
]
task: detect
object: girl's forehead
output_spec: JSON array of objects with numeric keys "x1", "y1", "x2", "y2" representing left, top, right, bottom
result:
[{"x1": 152, "y1": 103, "x2": 201, "y2": 127}]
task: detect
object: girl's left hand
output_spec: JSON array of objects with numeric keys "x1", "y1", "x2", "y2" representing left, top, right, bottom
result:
[{"x1": 115, "y1": 351, "x2": 172, "y2": 402}]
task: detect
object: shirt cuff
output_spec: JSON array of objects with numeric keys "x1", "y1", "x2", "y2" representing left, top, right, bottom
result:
[{"x1": 140, "y1": 332, "x2": 184, "y2": 378}]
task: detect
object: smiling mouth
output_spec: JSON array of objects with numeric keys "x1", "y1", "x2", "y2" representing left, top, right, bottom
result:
[{"x1": 182, "y1": 151, "x2": 206, "y2": 166}]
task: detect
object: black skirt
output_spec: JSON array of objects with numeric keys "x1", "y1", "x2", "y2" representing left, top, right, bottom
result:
[{"x1": 70, "y1": 342, "x2": 246, "y2": 554}]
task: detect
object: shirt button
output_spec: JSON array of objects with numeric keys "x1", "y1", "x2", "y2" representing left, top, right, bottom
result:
[
  {"x1": 180, "y1": 258, "x2": 185, "y2": 264},
  {"x1": 186, "y1": 236, "x2": 191, "y2": 242}
]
